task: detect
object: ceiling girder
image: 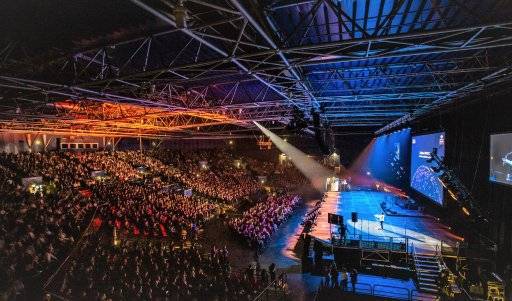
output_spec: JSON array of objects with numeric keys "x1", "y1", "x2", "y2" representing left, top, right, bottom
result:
[{"x1": 1, "y1": 0, "x2": 512, "y2": 135}]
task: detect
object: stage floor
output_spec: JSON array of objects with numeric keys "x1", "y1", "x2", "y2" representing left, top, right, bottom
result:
[{"x1": 310, "y1": 190, "x2": 463, "y2": 255}]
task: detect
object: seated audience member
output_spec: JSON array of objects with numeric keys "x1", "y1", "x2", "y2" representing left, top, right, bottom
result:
[{"x1": 229, "y1": 195, "x2": 300, "y2": 248}]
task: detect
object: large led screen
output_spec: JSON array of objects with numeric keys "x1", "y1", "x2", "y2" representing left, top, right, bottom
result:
[
  {"x1": 362, "y1": 129, "x2": 411, "y2": 189},
  {"x1": 490, "y1": 133, "x2": 512, "y2": 185},
  {"x1": 410, "y1": 132, "x2": 446, "y2": 205}
]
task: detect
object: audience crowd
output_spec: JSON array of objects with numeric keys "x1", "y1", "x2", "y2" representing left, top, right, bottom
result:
[
  {"x1": 244, "y1": 156, "x2": 308, "y2": 193},
  {"x1": 153, "y1": 149, "x2": 262, "y2": 202},
  {"x1": 54, "y1": 241, "x2": 278, "y2": 300},
  {"x1": 229, "y1": 195, "x2": 300, "y2": 248},
  {"x1": 302, "y1": 200, "x2": 323, "y2": 234},
  {"x1": 94, "y1": 180, "x2": 216, "y2": 240},
  {"x1": 68, "y1": 151, "x2": 219, "y2": 239},
  {"x1": 0, "y1": 153, "x2": 97, "y2": 299},
  {"x1": 270, "y1": 166, "x2": 308, "y2": 193},
  {"x1": 0, "y1": 148, "x2": 303, "y2": 300}
]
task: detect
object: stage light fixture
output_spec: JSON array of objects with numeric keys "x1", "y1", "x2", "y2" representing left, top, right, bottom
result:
[
  {"x1": 448, "y1": 189, "x2": 458, "y2": 201},
  {"x1": 462, "y1": 207, "x2": 471, "y2": 216},
  {"x1": 286, "y1": 106, "x2": 309, "y2": 133},
  {"x1": 427, "y1": 147, "x2": 487, "y2": 228},
  {"x1": 173, "y1": 0, "x2": 188, "y2": 29},
  {"x1": 426, "y1": 148, "x2": 438, "y2": 163}
]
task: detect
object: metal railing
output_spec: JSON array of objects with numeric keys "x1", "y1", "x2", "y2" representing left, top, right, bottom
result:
[
  {"x1": 252, "y1": 272, "x2": 289, "y2": 301},
  {"x1": 332, "y1": 233, "x2": 408, "y2": 252},
  {"x1": 316, "y1": 282, "x2": 440, "y2": 301},
  {"x1": 411, "y1": 289, "x2": 440, "y2": 301},
  {"x1": 43, "y1": 206, "x2": 100, "y2": 290},
  {"x1": 374, "y1": 284, "x2": 411, "y2": 299}
]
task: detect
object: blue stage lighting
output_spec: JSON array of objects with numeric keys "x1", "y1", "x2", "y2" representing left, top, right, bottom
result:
[
  {"x1": 358, "y1": 129, "x2": 411, "y2": 188},
  {"x1": 410, "y1": 132, "x2": 446, "y2": 205}
]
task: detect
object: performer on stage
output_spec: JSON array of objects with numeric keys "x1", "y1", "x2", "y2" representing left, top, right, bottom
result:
[
  {"x1": 376, "y1": 212, "x2": 385, "y2": 230},
  {"x1": 503, "y1": 152, "x2": 512, "y2": 181}
]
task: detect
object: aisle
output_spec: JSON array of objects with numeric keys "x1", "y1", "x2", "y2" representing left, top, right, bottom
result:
[
  {"x1": 197, "y1": 218, "x2": 255, "y2": 269},
  {"x1": 257, "y1": 188, "x2": 322, "y2": 301}
]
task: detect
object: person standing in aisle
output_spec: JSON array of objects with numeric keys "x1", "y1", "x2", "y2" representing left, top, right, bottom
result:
[
  {"x1": 350, "y1": 268, "x2": 358, "y2": 293},
  {"x1": 340, "y1": 267, "x2": 348, "y2": 291}
]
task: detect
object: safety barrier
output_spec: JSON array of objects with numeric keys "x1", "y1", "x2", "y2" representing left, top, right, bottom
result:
[
  {"x1": 43, "y1": 206, "x2": 100, "y2": 290},
  {"x1": 252, "y1": 272, "x2": 289, "y2": 301},
  {"x1": 332, "y1": 233, "x2": 408, "y2": 253},
  {"x1": 316, "y1": 281, "x2": 439, "y2": 301}
]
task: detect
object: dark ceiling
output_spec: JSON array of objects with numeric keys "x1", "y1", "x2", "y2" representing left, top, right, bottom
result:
[{"x1": 1, "y1": 0, "x2": 512, "y2": 137}]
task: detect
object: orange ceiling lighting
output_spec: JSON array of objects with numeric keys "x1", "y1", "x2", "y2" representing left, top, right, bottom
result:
[{"x1": 0, "y1": 99, "x2": 247, "y2": 137}]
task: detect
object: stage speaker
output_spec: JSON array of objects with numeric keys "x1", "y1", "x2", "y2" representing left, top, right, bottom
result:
[
  {"x1": 328, "y1": 213, "x2": 343, "y2": 225},
  {"x1": 351, "y1": 212, "x2": 358, "y2": 223}
]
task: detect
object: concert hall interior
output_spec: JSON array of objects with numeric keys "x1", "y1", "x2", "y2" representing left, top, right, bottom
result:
[{"x1": 1, "y1": 1, "x2": 512, "y2": 300}]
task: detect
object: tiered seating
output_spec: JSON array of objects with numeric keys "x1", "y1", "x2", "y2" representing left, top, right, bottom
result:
[
  {"x1": 0, "y1": 150, "x2": 298, "y2": 300},
  {"x1": 153, "y1": 149, "x2": 262, "y2": 202}
]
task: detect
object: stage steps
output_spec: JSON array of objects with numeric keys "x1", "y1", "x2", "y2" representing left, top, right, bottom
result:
[{"x1": 413, "y1": 250, "x2": 442, "y2": 295}]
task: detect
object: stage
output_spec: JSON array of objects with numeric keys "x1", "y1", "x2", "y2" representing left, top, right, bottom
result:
[{"x1": 310, "y1": 190, "x2": 463, "y2": 255}]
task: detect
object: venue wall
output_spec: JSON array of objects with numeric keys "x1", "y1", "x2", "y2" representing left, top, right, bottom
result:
[
  {"x1": 411, "y1": 92, "x2": 512, "y2": 264},
  {"x1": 0, "y1": 132, "x2": 34, "y2": 153},
  {"x1": 0, "y1": 133, "x2": 110, "y2": 153},
  {"x1": 159, "y1": 138, "x2": 229, "y2": 150},
  {"x1": 0, "y1": 135, "x2": 230, "y2": 153},
  {"x1": 0, "y1": 133, "x2": 61, "y2": 153}
]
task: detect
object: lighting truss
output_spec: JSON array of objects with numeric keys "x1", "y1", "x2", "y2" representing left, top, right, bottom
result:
[
  {"x1": 375, "y1": 62, "x2": 512, "y2": 134},
  {"x1": 0, "y1": 76, "x2": 293, "y2": 137},
  {"x1": 1, "y1": 0, "x2": 512, "y2": 135}
]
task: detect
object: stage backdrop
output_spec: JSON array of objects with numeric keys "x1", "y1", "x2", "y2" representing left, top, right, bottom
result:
[
  {"x1": 490, "y1": 133, "x2": 512, "y2": 186},
  {"x1": 410, "y1": 132, "x2": 446, "y2": 205},
  {"x1": 355, "y1": 129, "x2": 411, "y2": 189}
]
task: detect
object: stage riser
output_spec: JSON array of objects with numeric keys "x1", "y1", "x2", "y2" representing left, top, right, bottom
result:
[
  {"x1": 309, "y1": 190, "x2": 461, "y2": 257},
  {"x1": 313, "y1": 244, "x2": 414, "y2": 280}
]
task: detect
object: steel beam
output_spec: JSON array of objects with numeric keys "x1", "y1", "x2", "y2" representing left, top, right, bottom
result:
[
  {"x1": 128, "y1": 0, "x2": 300, "y2": 107},
  {"x1": 230, "y1": 0, "x2": 319, "y2": 108},
  {"x1": 1, "y1": 2, "x2": 512, "y2": 132},
  {"x1": 375, "y1": 63, "x2": 512, "y2": 134},
  {"x1": 61, "y1": 22, "x2": 512, "y2": 92}
]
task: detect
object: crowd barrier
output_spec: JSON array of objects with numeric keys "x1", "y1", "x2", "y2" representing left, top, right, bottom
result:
[
  {"x1": 252, "y1": 272, "x2": 289, "y2": 301},
  {"x1": 316, "y1": 281, "x2": 439, "y2": 301}
]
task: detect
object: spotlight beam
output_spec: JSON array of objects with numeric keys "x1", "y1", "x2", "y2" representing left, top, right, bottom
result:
[{"x1": 253, "y1": 121, "x2": 332, "y2": 192}]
